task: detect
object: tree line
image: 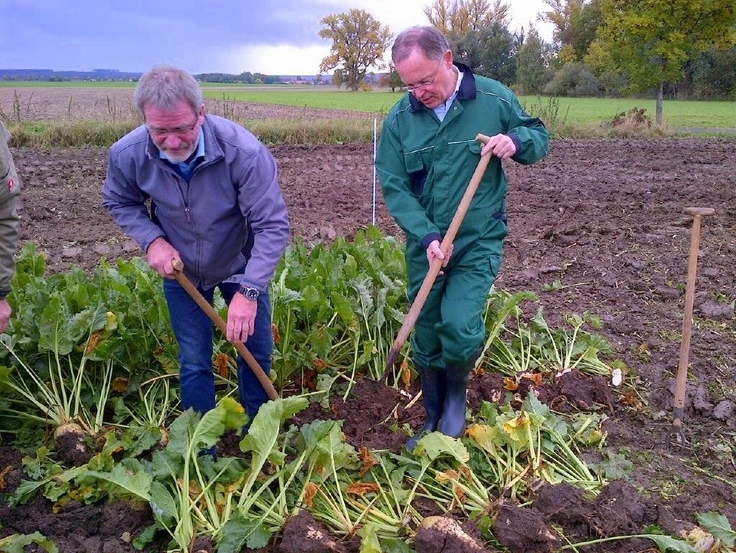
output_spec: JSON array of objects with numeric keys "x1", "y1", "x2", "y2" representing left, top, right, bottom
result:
[
  {"x1": 193, "y1": 72, "x2": 285, "y2": 85},
  {"x1": 318, "y1": 0, "x2": 736, "y2": 124}
]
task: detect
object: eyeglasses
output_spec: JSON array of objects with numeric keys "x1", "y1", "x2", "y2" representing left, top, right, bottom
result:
[
  {"x1": 146, "y1": 119, "x2": 199, "y2": 139},
  {"x1": 405, "y1": 62, "x2": 441, "y2": 92}
]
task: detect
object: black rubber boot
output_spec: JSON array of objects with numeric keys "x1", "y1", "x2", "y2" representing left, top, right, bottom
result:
[
  {"x1": 438, "y1": 353, "x2": 479, "y2": 439},
  {"x1": 406, "y1": 367, "x2": 446, "y2": 451}
]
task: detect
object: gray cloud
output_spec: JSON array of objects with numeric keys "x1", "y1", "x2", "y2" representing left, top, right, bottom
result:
[{"x1": 1, "y1": 0, "x2": 349, "y2": 72}]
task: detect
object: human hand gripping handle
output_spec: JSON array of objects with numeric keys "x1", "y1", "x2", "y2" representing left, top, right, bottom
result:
[
  {"x1": 146, "y1": 237, "x2": 181, "y2": 278},
  {"x1": 171, "y1": 259, "x2": 279, "y2": 401},
  {"x1": 481, "y1": 133, "x2": 516, "y2": 159},
  {"x1": 425, "y1": 241, "x2": 453, "y2": 270},
  {"x1": 383, "y1": 134, "x2": 493, "y2": 376},
  {"x1": 226, "y1": 291, "x2": 258, "y2": 343}
]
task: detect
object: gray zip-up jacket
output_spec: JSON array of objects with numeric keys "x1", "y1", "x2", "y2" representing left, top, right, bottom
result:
[{"x1": 102, "y1": 115, "x2": 290, "y2": 292}]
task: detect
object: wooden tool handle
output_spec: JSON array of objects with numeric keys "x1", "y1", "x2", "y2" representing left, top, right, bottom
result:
[
  {"x1": 172, "y1": 260, "x2": 279, "y2": 401},
  {"x1": 385, "y1": 134, "x2": 492, "y2": 369},
  {"x1": 683, "y1": 207, "x2": 715, "y2": 217}
]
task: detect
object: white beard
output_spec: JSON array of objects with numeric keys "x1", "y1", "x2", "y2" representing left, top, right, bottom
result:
[{"x1": 158, "y1": 143, "x2": 196, "y2": 164}]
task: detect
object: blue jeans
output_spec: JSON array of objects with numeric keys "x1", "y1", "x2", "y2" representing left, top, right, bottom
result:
[{"x1": 163, "y1": 278, "x2": 273, "y2": 420}]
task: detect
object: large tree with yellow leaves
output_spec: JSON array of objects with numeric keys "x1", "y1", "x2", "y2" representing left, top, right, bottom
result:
[{"x1": 319, "y1": 9, "x2": 392, "y2": 91}]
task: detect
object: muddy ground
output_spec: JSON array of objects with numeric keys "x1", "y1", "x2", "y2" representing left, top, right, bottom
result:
[{"x1": 0, "y1": 91, "x2": 735, "y2": 552}]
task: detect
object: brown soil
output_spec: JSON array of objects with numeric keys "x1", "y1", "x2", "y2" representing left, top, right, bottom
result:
[{"x1": 0, "y1": 92, "x2": 735, "y2": 552}]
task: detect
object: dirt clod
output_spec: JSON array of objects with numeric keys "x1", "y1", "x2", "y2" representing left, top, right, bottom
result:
[
  {"x1": 54, "y1": 426, "x2": 92, "y2": 467},
  {"x1": 492, "y1": 500, "x2": 558, "y2": 553},
  {"x1": 278, "y1": 510, "x2": 347, "y2": 553},
  {"x1": 416, "y1": 515, "x2": 487, "y2": 553}
]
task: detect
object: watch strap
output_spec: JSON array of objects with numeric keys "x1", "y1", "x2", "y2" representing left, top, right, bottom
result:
[{"x1": 238, "y1": 285, "x2": 260, "y2": 301}]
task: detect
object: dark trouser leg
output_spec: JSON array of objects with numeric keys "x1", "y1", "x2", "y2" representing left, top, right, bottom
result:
[
  {"x1": 164, "y1": 279, "x2": 216, "y2": 415},
  {"x1": 406, "y1": 367, "x2": 447, "y2": 451}
]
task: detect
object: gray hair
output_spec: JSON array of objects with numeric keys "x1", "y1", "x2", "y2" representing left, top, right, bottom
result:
[
  {"x1": 134, "y1": 64, "x2": 204, "y2": 115},
  {"x1": 392, "y1": 26, "x2": 449, "y2": 65}
]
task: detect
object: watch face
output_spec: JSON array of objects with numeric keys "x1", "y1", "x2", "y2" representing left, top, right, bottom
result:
[{"x1": 242, "y1": 287, "x2": 259, "y2": 300}]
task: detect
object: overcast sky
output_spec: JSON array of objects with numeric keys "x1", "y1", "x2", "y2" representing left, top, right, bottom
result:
[{"x1": 1, "y1": 0, "x2": 553, "y2": 75}]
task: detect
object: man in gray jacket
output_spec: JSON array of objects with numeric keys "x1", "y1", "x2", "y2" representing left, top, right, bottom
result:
[{"x1": 103, "y1": 64, "x2": 290, "y2": 422}]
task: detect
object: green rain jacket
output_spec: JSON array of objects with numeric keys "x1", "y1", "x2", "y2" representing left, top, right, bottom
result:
[
  {"x1": 376, "y1": 62, "x2": 549, "y2": 250},
  {"x1": 376, "y1": 63, "x2": 550, "y2": 366},
  {"x1": 0, "y1": 122, "x2": 21, "y2": 299}
]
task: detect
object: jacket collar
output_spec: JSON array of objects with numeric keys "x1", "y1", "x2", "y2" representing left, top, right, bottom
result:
[{"x1": 408, "y1": 61, "x2": 476, "y2": 112}]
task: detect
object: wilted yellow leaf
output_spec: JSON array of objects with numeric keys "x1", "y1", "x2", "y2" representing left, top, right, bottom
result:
[
  {"x1": 401, "y1": 358, "x2": 412, "y2": 390},
  {"x1": 112, "y1": 377, "x2": 129, "y2": 393},
  {"x1": 435, "y1": 469, "x2": 460, "y2": 484},
  {"x1": 620, "y1": 390, "x2": 643, "y2": 409},
  {"x1": 503, "y1": 412, "x2": 530, "y2": 435},
  {"x1": 466, "y1": 424, "x2": 497, "y2": 454},
  {"x1": 359, "y1": 447, "x2": 377, "y2": 478},
  {"x1": 304, "y1": 482, "x2": 318, "y2": 509},
  {"x1": 522, "y1": 372, "x2": 544, "y2": 386},
  {"x1": 347, "y1": 482, "x2": 380, "y2": 497},
  {"x1": 84, "y1": 331, "x2": 103, "y2": 354},
  {"x1": 214, "y1": 353, "x2": 234, "y2": 378},
  {"x1": 187, "y1": 481, "x2": 203, "y2": 501},
  {"x1": 0, "y1": 464, "x2": 11, "y2": 492}
]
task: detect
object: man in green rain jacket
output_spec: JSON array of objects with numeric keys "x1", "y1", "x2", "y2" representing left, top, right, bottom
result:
[{"x1": 375, "y1": 26, "x2": 550, "y2": 450}]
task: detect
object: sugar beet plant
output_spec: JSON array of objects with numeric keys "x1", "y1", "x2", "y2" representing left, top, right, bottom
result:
[
  {"x1": 271, "y1": 226, "x2": 408, "y2": 391},
  {"x1": 8, "y1": 393, "x2": 722, "y2": 553},
  {"x1": 482, "y1": 288, "x2": 617, "y2": 379},
  {"x1": 1, "y1": 228, "x2": 653, "y2": 551},
  {"x1": 0, "y1": 231, "x2": 621, "y2": 454},
  {"x1": 0, "y1": 230, "x2": 618, "y2": 449},
  {"x1": 0, "y1": 243, "x2": 179, "y2": 451},
  {"x1": 271, "y1": 227, "x2": 618, "y2": 394}
]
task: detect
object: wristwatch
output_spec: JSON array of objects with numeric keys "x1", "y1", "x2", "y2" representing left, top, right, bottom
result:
[{"x1": 238, "y1": 285, "x2": 260, "y2": 301}]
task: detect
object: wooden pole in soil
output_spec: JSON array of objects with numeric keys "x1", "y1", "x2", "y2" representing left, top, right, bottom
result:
[{"x1": 668, "y1": 206, "x2": 715, "y2": 447}]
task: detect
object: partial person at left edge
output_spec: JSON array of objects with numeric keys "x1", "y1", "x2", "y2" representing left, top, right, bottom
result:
[
  {"x1": 102, "y1": 64, "x2": 290, "y2": 425},
  {"x1": 0, "y1": 121, "x2": 21, "y2": 333}
]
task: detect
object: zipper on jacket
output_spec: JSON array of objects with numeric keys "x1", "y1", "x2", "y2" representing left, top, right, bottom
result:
[{"x1": 174, "y1": 178, "x2": 192, "y2": 224}]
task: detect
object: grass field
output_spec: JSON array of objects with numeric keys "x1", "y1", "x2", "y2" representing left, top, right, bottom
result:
[
  {"x1": 1, "y1": 82, "x2": 735, "y2": 136},
  {"x1": 522, "y1": 96, "x2": 736, "y2": 128},
  {"x1": 201, "y1": 87, "x2": 736, "y2": 128}
]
